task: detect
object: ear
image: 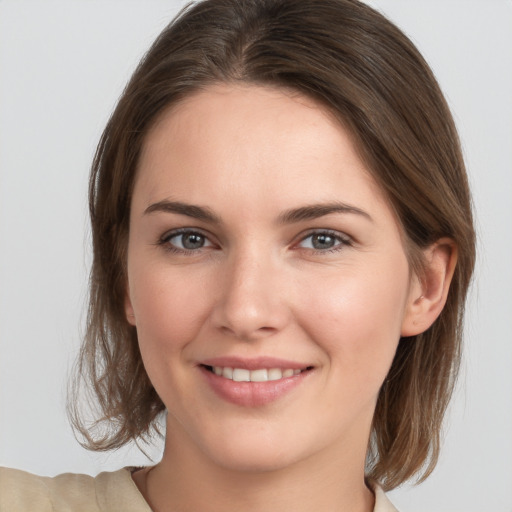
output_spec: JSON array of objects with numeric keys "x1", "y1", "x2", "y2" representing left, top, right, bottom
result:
[
  {"x1": 125, "y1": 287, "x2": 137, "y2": 326},
  {"x1": 401, "y1": 238, "x2": 458, "y2": 337}
]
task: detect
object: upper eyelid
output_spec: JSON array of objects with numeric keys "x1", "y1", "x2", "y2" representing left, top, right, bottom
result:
[
  {"x1": 158, "y1": 229, "x2": 216, "y2": 254},
  {"x1": 160, "y1": 227, "x2": 213, "y2": 242},
  {"x1": 295, "y1": 228, "x2": 352, "y2": 243}
]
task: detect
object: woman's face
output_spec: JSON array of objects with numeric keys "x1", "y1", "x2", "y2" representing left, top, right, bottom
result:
[{"x1": 125, "y1": 84, "x2": 421, "y2": 473}]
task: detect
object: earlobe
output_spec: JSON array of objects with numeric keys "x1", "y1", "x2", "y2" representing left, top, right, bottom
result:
[
  {"x1": 125, "y1": 292, "x2": 136, "y2": 326},
  {"x1": 401, "y1": 238, "x2": 458, "y2": 337}
]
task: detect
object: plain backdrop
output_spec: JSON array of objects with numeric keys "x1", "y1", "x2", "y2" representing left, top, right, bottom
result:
[{"x1": 0, "y1": 1, "x2": 511, "y2": 511}]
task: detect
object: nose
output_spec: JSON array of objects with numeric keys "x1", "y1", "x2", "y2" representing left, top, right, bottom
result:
[{"x1": 211, "y1": 249, "x2": 291, "y2": 341}]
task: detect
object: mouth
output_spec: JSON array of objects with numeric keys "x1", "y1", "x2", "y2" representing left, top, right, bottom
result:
[
  {"x1": 198, "y1": 358, "x2": 314, "y2": 406},
  {"x1": 201, "y1": 365, "x2": 313, "y2": 382}
]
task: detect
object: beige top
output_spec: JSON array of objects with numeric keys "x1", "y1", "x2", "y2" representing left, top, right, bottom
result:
[{"x1": 0, "y1": 467, "x2": 398, "y2": 512}]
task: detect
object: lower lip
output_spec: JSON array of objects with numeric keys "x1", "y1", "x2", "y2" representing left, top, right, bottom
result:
[{"x1": 199, "y1": 366, "x2": 310, "y2": 407}]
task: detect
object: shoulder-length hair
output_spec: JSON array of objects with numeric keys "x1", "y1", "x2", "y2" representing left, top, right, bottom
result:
[{"x1": 69, "y1": 0, "x2": 475, "y2": 490}]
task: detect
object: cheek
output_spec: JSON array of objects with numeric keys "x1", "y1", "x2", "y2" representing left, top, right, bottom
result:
[
  {"x1": 127, "y1": 264, "x2": 217, "y2": 412},
  {"x1": 127, "y1": 261, "x2": 212, "y2": 363},
  {"x1": 299, "y1": 259, "x2": 410, "y2": 388}
]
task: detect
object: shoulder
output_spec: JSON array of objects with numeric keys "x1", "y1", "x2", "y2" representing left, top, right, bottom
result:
[
  {"x1": 0, "y1": 466, "x2": 151, "y2": 512},
  {"x1": 0, "y1": 467, "x2": 97, "y2": 511}
]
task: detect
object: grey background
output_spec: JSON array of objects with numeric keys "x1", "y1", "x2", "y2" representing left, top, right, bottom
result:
[{"x1": 0, "y1": 1, "x2": 511, "y2": 510}]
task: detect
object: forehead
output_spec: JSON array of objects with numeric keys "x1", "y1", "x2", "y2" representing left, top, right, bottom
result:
[
  {"x1": 134, "y1": 83, "x2": 391, "y2": 221},
  {"x1": 140, "y1": 84, "x2": 348, "y2": 168}
]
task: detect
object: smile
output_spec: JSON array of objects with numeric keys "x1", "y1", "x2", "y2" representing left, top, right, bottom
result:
[
  {"x1": 199, "y1": 360, "x2": 314, "y2": 406},
  {"x1": 206, "y1": 366, "x2": 305, "y2": 382}
]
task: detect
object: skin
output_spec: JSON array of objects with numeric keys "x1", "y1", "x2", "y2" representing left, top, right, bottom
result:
[{"x1": 125, "y1": 84, "x2": 456, "y2": 512}]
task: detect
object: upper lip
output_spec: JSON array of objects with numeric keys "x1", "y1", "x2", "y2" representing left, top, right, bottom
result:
[{"x1": 200, "y1": 356, "x2": 311, "y2": 371}]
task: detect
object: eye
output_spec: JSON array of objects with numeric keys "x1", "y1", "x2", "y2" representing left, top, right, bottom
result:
[
  {"x1": 160, "y1": 229, "x2": 213, "y2": 253},
  {"x1": 297, "y1": 231, "x2": 350, "y2": 252}
]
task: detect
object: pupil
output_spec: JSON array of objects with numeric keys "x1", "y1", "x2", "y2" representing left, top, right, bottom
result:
[
  {"x1": 312, "y1": 234, "x2": 334, "y2": 249},
  {"x1": 183, "y1": 233, "x2": 204, "y2": 249}
]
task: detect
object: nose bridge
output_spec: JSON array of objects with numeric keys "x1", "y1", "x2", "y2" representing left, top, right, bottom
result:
[{"x1": 213, "y1": 242, "x2": 289, "y2": 339}]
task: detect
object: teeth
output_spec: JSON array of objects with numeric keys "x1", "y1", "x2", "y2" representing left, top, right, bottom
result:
[
  {"x1": 222, "y1": 367, "x2": 233, "y2": 379},
  {"x1": 250, "y1": 369, "x2": 268, "y2": 382},
  {"x1": 268, "y1": 368, "x2": 283, "y2": 381},
  {"x1": 232, "y1": 368, "x2": 250, "y2": 382},
  {"x1": 211, "y1": 366, "x2": 305, "y2": 382}
]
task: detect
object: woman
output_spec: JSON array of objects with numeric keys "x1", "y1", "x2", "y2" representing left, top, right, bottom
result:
[{"x1": 0, "y1": 0, "x2": 475, "y2": 510}]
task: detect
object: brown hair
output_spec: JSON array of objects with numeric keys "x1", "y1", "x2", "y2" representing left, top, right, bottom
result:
[{"x1": 70, "y1": 0, "x2": 475, "y2": 490}]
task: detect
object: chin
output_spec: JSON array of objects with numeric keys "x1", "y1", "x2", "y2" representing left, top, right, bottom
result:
[
  {"x1": 192, "y1": 421, "x2": 320, "y2": 475},
  {"x1": 210, "y1": 445, "x2": 303, "y2": 474}
]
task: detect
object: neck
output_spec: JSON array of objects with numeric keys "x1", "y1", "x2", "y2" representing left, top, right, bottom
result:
[{"x1": 138, "y1": 419, "x2": 375, "y2": 512}]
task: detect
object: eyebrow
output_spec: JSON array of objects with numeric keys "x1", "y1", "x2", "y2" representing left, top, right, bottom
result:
[
  {"x1": 144, "y1": 199, "x2": 372, "y2": 224},
  {"x1": 144, "y1": 200, "x2": 221, "y2": 224},
  {"x1": 277, "y1": 202, "x2": 372, "y2": 224}
]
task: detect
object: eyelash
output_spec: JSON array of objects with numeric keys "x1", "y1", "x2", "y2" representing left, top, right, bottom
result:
[
  {"x1": 158, "y1": 228, "x2": 214, "y2": 255},
  {"x1": 157, "y1": 228, "x2": 352, "y2": 255},
  {"x1": 295, "y1": 229, "x2": 352, "y2": 253}
]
